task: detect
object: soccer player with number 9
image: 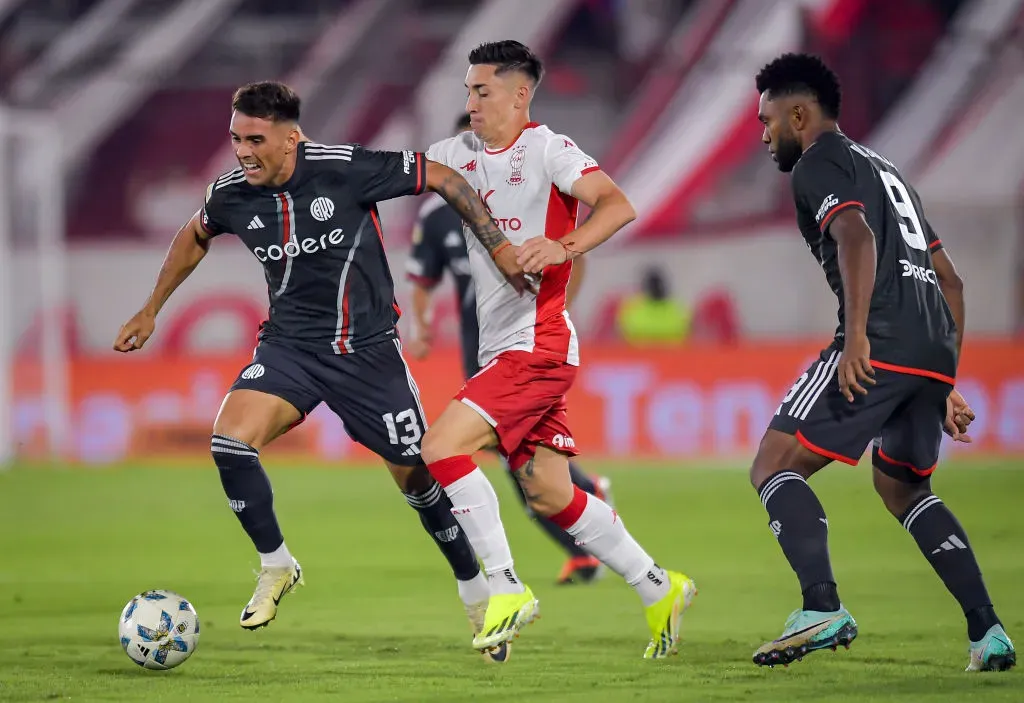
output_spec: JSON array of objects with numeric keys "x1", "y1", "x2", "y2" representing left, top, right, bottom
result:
[{"x1": 749, "y1": 53, "x2": 1014, "y2": 672}]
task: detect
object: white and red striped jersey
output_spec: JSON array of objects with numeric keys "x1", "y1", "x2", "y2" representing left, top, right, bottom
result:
[{"x1": 426, "y1": 123, "x2": 598, "y2": 367}]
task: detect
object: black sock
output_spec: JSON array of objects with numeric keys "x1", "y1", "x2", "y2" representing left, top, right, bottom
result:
[
  {"x1": 405, "y1": 481, "x2": 481, "y2": 582},
  {"x1": 757, "y1": 470, "x2": 840, "y2": 612},
  {"x1": 568, "y1": 461, "x2": 597, "y2": 495},
  {"x1": 212, "y1": 435, "x2": 284, "y2": 553},
  {"x1": 899, "y1": 494, "x2": 1000, "y2": 640},
  {"x1": 504, "y1": 464, "x2": 588, "y2": 558}
]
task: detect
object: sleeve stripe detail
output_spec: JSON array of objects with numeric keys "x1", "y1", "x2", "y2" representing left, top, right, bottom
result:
[
  {"x1": 929, "y1": 239, "x2": 942, "y2": 249},
  {"x1": 819, "y1": 201, "x2": 864, "y2": 231},
  {"x1": 415, "y1": 153, "x2": 425, "y2": 195},
  {"x1": 580, "y1": 165, "x2": 600, "y2": 176}
]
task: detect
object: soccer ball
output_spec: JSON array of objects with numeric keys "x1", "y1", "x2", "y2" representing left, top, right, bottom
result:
[{"x1": 118, "y1": 590, "x2": 200, "y2": 670}]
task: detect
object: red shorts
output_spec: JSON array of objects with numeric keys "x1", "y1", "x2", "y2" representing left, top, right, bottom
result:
[{"x1": 455, "y1": 351, "x2": 579, "y2": 470}]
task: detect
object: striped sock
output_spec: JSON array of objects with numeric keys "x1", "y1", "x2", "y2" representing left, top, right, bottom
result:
[
  {"x1": 899, "y1": 493, "x2": 999, "y2": 640},
  {"x1": 404, "y1": 480, "x2": 482, "y2": 583},
  {"x1": 757, "y1": 470, "x2": 839, "y2": 612},
  {"x1": 211, "y1": 434, "x2": 285, "y2": 556}
]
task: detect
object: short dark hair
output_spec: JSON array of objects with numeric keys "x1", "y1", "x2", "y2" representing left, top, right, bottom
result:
[
  {"x1": 231, "y1": 81, "x2": 301, "y2": 122},
  {"x1": 468, "y1": 40, "x2": 544, "y2": 85},
  {"x1": 454, "y1": 112, "x2": 472, "y2": 131},
  {"x1": 755, "y1": 53, "x2": 841, "y2": 119}
]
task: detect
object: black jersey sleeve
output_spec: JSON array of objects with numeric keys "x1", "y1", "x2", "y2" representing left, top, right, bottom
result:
[
  {"x1": 908, "y1": 183, "x2": 944, "y2": 254},
  {"x1": 923, "y1": 219, "x2": 944, "y2": 254},
  {"x1": 405, "y1": 205, "x2": 448, "y2": 288},
  {"x1": 199, "y1": 180, "x2": 232, "y2": 237},
  {"x1": 792, "y1": 147, "x2": 865, "y2": 235},
  {"x1": 348, "y1": 147, "x2": 427, "y2": 204}
]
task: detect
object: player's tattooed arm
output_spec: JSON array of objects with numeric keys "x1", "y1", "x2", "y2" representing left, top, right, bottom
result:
[
  {"x1": 425, "y1": 160, "x2": 537, "y2": 295},
  {"x1": 425, "y1": 161, "x2": 505, "y2": 251},
  {"x1": 113, "y1": 211, "x2": 211, "y2": 352},
  {"x1": 830, "y1": 209, "x2": 878, "y2": 401}
]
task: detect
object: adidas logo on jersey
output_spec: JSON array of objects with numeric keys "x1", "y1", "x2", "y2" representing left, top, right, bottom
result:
[{"x1": 247, "y1": 215, "x2": 265, "y2": 230}]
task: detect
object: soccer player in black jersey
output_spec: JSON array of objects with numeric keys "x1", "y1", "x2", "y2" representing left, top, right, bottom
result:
[
  {"x1": 749, "y1": 54, "x2": 1014, "y2": 671},
  {"x1": 113, "y1": 82, "x2": 532, "y2": 656},
  {"x1": 407, "y1": 115, "x2": 615, "y2": 586}
]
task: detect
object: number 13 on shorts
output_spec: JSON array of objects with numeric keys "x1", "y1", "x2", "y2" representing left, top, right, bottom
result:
[{"x1": 382, "y1": 409, "x2": 423, "y2": 447}]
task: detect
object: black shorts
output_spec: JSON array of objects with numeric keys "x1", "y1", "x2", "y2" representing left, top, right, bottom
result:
[
  {"x1": 769, "y1": 348, "x2": 952, "y2": 483},
  {"x1": 229, "y1": 338, "x2": 427, "y2": 466}
]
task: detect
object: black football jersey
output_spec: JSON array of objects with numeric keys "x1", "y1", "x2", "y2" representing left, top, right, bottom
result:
[
  {"x1": 405, "y1": 194, "x2": 479, "y2": 374},
  {"x1": 200, "y1": 142, "x2": 427, "y2": 354},
  {"x1": 791, "y1": 130, "x2": 957, "y2": 380}
]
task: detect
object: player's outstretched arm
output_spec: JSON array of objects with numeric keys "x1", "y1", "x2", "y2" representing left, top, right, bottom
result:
[
  {"x1": 831, "y1": 209, "x2": 878, "y2": 401},
  {"x1": 424, "y1": 160, "x2": 536, "y2": 295},
  {"x1": 113, "y1": 211, "x2": 212, "y2": 352},
  {"x1": 517, "y1": 171, "x2": 635, "y2": 274}
]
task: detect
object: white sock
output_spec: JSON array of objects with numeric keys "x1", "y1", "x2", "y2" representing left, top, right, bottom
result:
[
  {"x1": 259, "y1": 541, "x2": 295, "y2": 569},
  {"x1": 457, "y1": 570, "x2": 490, "y2": 607},
  {"x1": 444, "y1": 468, "x2": 524, "y2": 595},
  {"x1": 562, "y1": 493, "x2": 670, "y2": 607}
]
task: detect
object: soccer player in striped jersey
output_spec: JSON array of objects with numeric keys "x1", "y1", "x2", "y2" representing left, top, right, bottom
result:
[
  {"x1": 113, "y1": 81, "x2": 531, "y2": 658},
  {"x1": 407, "y1": 113, "x2": 615, "y2": 587},
  {"x1": 420, "y1": 40, "x2": 697, "y2": 660}
]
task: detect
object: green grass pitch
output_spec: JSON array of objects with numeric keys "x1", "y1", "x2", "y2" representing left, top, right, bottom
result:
[{"x1": 0, "y1": 458, "x2": 1020, "y2": 702}]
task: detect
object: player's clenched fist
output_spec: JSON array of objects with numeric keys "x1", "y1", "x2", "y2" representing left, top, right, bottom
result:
[
  {"x1": 944, "y1": 388, "x2": 975, "y2": 442},
  {"x1": 516, "y1": 236, "x2": 568, "y2": 274},
  {"x1": 113, "y1": 310, "x2": 156, "y2": 352}
]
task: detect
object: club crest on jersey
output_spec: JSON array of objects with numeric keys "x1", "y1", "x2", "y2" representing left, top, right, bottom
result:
[
  {"x1": 241, "y1": 363, "x2": 265, "y2": 380},
  {"x1": 508, "y1": 145, "x2": 527, "y2": 186},
  {"x1": 310, "y1": 196, "x2": 335, "y2": 222}
]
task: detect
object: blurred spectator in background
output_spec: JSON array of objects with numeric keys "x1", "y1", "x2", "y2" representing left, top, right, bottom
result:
[{"x1": 616, "y1": 266, "x2": 691, "y2": 345}]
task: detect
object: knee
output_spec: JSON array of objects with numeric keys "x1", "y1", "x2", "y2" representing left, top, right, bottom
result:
[
  {"x1": 210, "y1": 433, "x2": 260, "y2": 469},
  {"x1": 419, "y1": 430, "x2": 450, "y2": 467},
  {"x1": 873, "y1": 467, "x2": 930, "y2": 518},
  {"x1": 396, "y1": 463, "x2": 434, "y2": 494},
  {"x1": 522, "y1": 479, "x2": 574, "y2": 519},
  {"x1": 525, "y1": 493, "x2": 562, "y2": 518},
  {"x1": 212, "y1": 401, "x2": 267, "y2": 452},
  {"x1": 749, "y1": 430, "x2": 823, "y2": 491},
  {"x1": 211, "y1": 425, "x2": 262, "y2": 455}
]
